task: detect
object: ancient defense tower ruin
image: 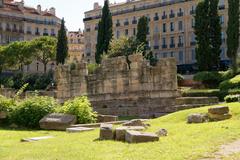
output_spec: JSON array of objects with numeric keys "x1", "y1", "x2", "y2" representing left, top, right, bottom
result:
[{"x1": 56, "y1": 54, "x2": 180, "y2": 117}]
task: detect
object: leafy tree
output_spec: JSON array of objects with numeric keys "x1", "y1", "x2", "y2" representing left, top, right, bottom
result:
[
  {"x1": 136, "y1": 16, "x2": 148, "y2": 54},
  {"x1": 195, "y1": 0, "x2": 211, "y2": 71},
  {"x1": 209, "y1": 0, "x2": 221, "y2": 70},
  {"x1": 56, "y1": 18, "x2": 68, "y2": 65},
  {"x1": 227, "y1": 0, "x2": 240, "y2": 73},
  {"x1": 95, "y1": 0, "x2": 113, "y2": 64},
  {"x1": 32, "y1": 37, "x2": 57, "y2": 73},
  {"x1": 0, "y1": 46, "x2": 6, "y2": 73}
]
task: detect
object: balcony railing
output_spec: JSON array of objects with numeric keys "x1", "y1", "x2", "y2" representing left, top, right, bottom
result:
[
  {"x1": 132, "y1": 20, "x2": 137, "y2": 24},
  {"x1": 162, "y1": 44, "x2": 167, "y2": 49},
  {"x1": 51, "y1": 33, "x2": 56, "y2": 37},
  {"x1": 190, "y1": 10, "x2": 196, "y2": 15},
  {"x1": 19, "y1": 30, "x2": 24, "y2": 33},
  {"x1": 124, "y1": 21, "x2": 129, "y2": 26},
  {"x1": 162, "y1": 15, "x2": 167, "y2": 20},
  {"x1": 86, "y1": 28, "x2": 91, "y2": 32},
  {"x1": 35, "y1": 32, "x2": 40, "y2": 35},
  {"x1": 43, "y1": 33, "x2": 49, "y2": 36},
  {"x1": 6, "y1": 28, "x2": 11, "y2": 32},
  {"x1": 219, "y1": 5, "x2": 225, "y2": 10},
  {"x1": 170, "y1": 44, "x2": 175, "y2": 48},
  {"x1": 27, "y1": 31, "x2": 32, "y2": 34},
  {"x1": 190, "y1": 41, "x2": 196, "y2": 46},
  {"x1": 154, "y1": 45, "x2": 159, "y2": 50},
  {"x1": 95, "y1": 26, "x2": 98, "y2": 30},
  {"x1": 169, "y1": 13, "x2": 175, "y2": 18},
  {"x1": 177, "y1": 12, "x2": 184, "y2": 17},
  {"x1": 116, "y1": 23, "x2": 121, "y2": 27},
  {"x1": 12, "y1": 28, "x2": 18, "y2": 32},
  {"x1": 178, "y1": 43, "x2": 184, "y2": 47}
]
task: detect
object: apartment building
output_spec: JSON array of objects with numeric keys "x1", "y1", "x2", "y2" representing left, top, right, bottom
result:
[{"x1": 83, "y1": 0, "x2": 228, "y2": 69}]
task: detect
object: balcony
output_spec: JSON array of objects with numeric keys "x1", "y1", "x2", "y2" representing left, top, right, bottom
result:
[
  {"x1": 190, "y1": 10, "x2": 195, "y2": 15},
  {"x1": 178, "y1": 43, "x2": 184, "y2": 47},
  {"x1": 162, "y1": 15, "x2": 167, "y2": 20},
  {"x1": 35, "y1": 32, "x2": 40, "y2": 35},
  {"x1": 162, "y1": 44, "x2": 167, "y2": 49},
  {"x1": 170, "y1": 44, "x2": 175, "y2": 48},
  {"x1": 12, "y1": 28, "x2": 18, "y2": 32},
  {"x1": 51, "y1": 33, "x2": 56, "y2": 37},
  {"x1": 6, "y1": 28, "x2": 11, "y2": 32},
  {"x1": 86, "y1": 28, "x2": 91, "y2": 32},
  {"x1": 154, "y1": 45, "x2": 159, "y2": 50},
  {"x1": 169, "y1": 13, "x2": 175, "y2": 18},
  {"x1": 19, "y1": 30, "x2": 24, "y2": 33},
  {"x1": 43, "y1": 33, "x2": 49, "y2": 36},
  {"x1": 124, "y1": 21, "x2": 129, "y2": 26},
  {"x1": 132, "y1": 20, "x2": 137, "y2": 24},
  {"x1": 154, "y1": 16, "x2": 159, "y2": 21},
  {"x1": 177, "y1": 12, "x2": 184, "y2": 17},
  {"x1": 86, "y1": 52, "x2": 91, "y2": 57},
  {"x1": 27, "y1": 31, "x2": 32, "y2": 35},
  {"x1": 116, "y1": 23, "x2": 121, "y2": 27},
  {"x1": 95, "y1": 26, "x2": 98, "y2": 30},
  {"x1": 219, "y1": 5, "x2": 225, "y2": 10},
  {"x1": 190, "y1": 41, "x2": 196, "y2": 46}
]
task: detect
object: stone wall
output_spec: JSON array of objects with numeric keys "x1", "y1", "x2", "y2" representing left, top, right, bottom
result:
[{"x1": 56, "y1": 54, "x2": 180, "y2": 117}]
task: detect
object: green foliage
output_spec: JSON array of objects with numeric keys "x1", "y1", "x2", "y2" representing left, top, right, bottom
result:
[
  {"x1": 136, "y1": 16, "x2": 148, "y2": 54},
  {"x1": 96, "y1": 0, "x2": 113, "y2": 64},
  {"x1": 11, "y1": 96, "x2": 57, "y2": 128},
  {"x1": 193, "y1": 71, "x2": 223, "y2": 88},
  {"x1": 224, "y1": 94, "x2": 240, "y2": 103},
  {"x1": 177, "y1": 74, "x2": 184, "y2": 82},
  {"x1": 0, "y1": 95, "x2": 15, "y2": 113},
  {"x1": 58, "y1": 96, "x2": 97, "y2": 124},
  {"x1": 219, "y1": 75, "x2": 240, "y2": 91},
  {"x1": 14, "y1": 83, "x2": 29, "y2": 100},
  {"x1": 87, "y1": 63, "x2": 100, "y2": 74},
  {"x1": 56, "y1": 18, "x2": 68, "y2": 65},
  {"x1": 227, "y1": 0, "x2": 240, "y2": 73},
  {"x1": 32, "y1": 36, "x2": 57, "y2": 73},
  {"x1": 195, "y1": 0, "x2": 221, "y2": 71}
]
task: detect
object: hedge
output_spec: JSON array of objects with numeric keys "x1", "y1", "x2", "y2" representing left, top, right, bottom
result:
[{"x1": 219, "y1": 75, "x2": 240, "y2": 91}]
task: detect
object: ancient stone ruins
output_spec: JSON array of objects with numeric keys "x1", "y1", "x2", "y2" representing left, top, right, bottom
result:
[{"x1": 56, "y1": 54, "x2": 179, "y2": 117}]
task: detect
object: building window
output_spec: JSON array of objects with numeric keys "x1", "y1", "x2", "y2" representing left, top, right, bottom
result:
[
  {"x1": 51, "y1": 29, "x2": 55, "y2": 36},
  {"x1": 124, "y1": 18, "x2": 129, "y2": 26},
  {"x1": 133, "y1": 28, "x2": 136, "y2": 36},
  {"x1": 116, "y1": 30, "x2": 120, "y2": 39},
  {"x1": 170, "y1": 36, "x2": 175, "y2": 48},
  {"x1": 154, "y1": 25, "x2": 159, "y2": 33},
  {"x1": 220, "y1": 15, "x2": 224, "y2": 24},
  {"x1": 191, "y1": 19, "x2": 195, "y2": 28},
  {"x1": 178, "y1": 21, "x2": 183, "y2": 31},
  {"x1": 221, "y1": 32, "x2": 225, "y2": 44},
  {"x1": 179, "y1": 51, "x2": 184, "y2": 63},
  {"x1": 170, "y1": 22, "x2": 174, "y2": 32},
  {"x1": 116, "y1": 19, "x2": 121, "y2": 27},
  {"x1": 163, "y1": 23, "x2": 167, "y2": 33},
  {"x1": 162, "y1": 37, "x2": 167, "y2": 48},
  {"x1": 154, "y1": 13, "x2": 159, "y2": 21},
  {"x1": 43, "y1": 28, "x2": 48, "y2": 36},
  {"x1": 221, "y1": 48, "x2": 225, "y2": 59},
  {"x1": 125, "y1": 29, "x2": 128, "y2": 36},
  {"x1": 132, "y1": 17, "x2": 137, "y2": 24},
  {"x1": 163, "y1": 52, "x2": 168, "y2": 58},
  {"x1": 170, "y1": 52, "x2": 174, "y2": 57},
  {"x1": 191, "y1": 49, "x2": 196, "y2": 62},
  {"x1": 178, "y1": 8, "x2": 184, "y2": 17},
  {"x1": 162, "y1": 11, "x2": 167, "y2": 19},
  {"x1": 178, "y1": 35, "x2": 184, "y2": 47}
]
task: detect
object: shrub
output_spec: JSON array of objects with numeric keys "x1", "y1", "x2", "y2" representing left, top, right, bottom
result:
[
  {"x1": 0, "y1": 95, "x2": 15, "y2": 114},
  {"x1": 193, "y1": 71, "x2": 223, "y2": 88},
  {"x1": 87, "y1": 63, "x2": 100, "y2": 74},
  {"x1": 224, "y1": 94, "x2": 240, "y2": 103},
  {"x1": 219, "y1": 75, "x2": 240, "y2": 91},
  {"x1": 177, "y1": 74, "x2": 184, "y2": 82},
  {"x1": 11, "y1": 96, "x2": 57, "y2": 128},
  {"x1": 58, "y1": 96, "x2": 97, "y2": 124}
]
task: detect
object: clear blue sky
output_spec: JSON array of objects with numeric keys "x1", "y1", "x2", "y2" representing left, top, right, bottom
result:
[{"x1": 24, "y1": 0, "x2": 125, "y2": 31}]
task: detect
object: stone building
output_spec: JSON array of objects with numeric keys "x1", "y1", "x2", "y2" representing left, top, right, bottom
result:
[
  {"x1": 83, "y1": 0, "x2": 228, "y2": 70},
  {"x1": 0, "y1": 0, "x2": 61, "y2": 73},
  {"x1": 67, "y1": 30, "x2": 85, "y2": 63}
]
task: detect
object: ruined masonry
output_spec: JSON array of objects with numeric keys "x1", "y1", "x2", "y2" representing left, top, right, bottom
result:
[{"x1": 56, "y1": 54, "x2": 180, "y2": 117}]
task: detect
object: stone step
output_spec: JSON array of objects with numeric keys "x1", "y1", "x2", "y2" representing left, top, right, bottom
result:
[
  {"x1": 70, "y1": 120, "x2": 128, "y2": 128},
  {"x1": 175, "y1": 97, "x2": 219, "y2": 106}
]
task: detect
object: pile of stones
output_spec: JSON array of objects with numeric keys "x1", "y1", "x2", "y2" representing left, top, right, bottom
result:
[
  {"x1": 187, "y1": 106, "x2": 232, "y2": 124},
  {"x1": 99, "y1": 119, "x2": 167, "y2": 143}
]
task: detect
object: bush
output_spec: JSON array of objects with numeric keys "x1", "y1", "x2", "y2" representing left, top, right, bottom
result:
[
  {"x1": 177, "y1": 74, "x2": 184, "y2": 82},
  {"x1": 58, "y1": 96, "x2": 97, "y2": 124},
  {"x1": 87, "y1": 63, "x2": 100, "y2": 74},
  {"x1": 193, "y1": 71, "x2": 223, "y2": 88},
  {"x1": 11, "y1": 96, "x2": 57, "y2": 128},
  {"x1": 224, "y1": 94, "x2": 240, "y2": 103},
  {"x1": 0, "y1": 95, "x2": 15, "y2": 114},
  {"x1": 219, "y1": 75, "x2": 240, "y2": 91}
]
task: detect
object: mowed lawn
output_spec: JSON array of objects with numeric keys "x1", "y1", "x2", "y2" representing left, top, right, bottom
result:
[{"x1": 1, "y1": 103, "x2": 240, "y2": 160}]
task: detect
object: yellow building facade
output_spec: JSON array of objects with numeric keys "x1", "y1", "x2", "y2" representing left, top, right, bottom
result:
[
  {"x1": 0, "y1": 0, "x2": 61, "y2": 73},
  {"x1": 84, "y1": 0, "x2": 228, "y2": 67},
  {"x1": 67, "y1": 30, "x2": 85, "y2": 63}
]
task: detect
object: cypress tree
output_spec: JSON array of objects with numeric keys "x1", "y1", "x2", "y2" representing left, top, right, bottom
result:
[
  {"x1": 227, "y1": 0, "x2": 240, "y2": 73},
  {"x1": 195, "y1": 0, "x2": 211, "y2": 71},
  {"x1": 209, "y1": 0, "x2": 221, "y2": 70},
  {"x1": 95, "y1": 0, "x2": 113, "y2": 64},
  {"x1": 136, "y1": 16, "x2": 148, "y2": 54},
  {"x1": 56, "y1": 18, "x2": 68, "y2": 65}
]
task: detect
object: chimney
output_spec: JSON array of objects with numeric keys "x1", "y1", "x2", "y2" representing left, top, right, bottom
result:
[
  {"x1": 49, "y1": 7, "x2": 56, "y2": 15},
  {"x1": 37, "y1": 4, "x2": 41, "y2": 13},
  {"x1": 93, "y1": 2, "x2": 100, "y2": 9}
]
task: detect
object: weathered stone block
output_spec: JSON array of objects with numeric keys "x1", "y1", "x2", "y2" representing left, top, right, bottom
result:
[
  {"x1": 99, "y1": 123, "x2": 114, "y2": 140},
  {"x1": 125, "y1": 130, "x2": 159, "y2": 143},
  {"x1": 39, "y1": 113, "x2": 77, "y2": 130},
  {"x1": 208, "y1": 106, "x2": 229, "y2": 115},
  {"x1": 208, "y1": 113, "x2": 232, "y2": 121},
  {"x1": 97, "y1": 115, "x2": 118, "y2": 123},
  {"x1": 115, "y1": 126, "x2": 145, "y2": 141},
  {"x1": 156, "y1": 129, "x2": 168, "y2": 137},
  {"x1": 123, "y1": 119, "x2": 146, "y2": 127},
  {"x1": 66, "y1": 127, "x2": 94, "y2": 133},
  {"x1": 187, "y1": 113, "x2": 209, "y2": 123}
]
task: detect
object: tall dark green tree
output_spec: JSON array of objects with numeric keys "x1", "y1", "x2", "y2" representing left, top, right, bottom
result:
[
  {"x1": 56, "y1": 18, "x2": 68, "y2": 65},
  {"x1": 136, "y1": 16, "x2": 148, "y2": 54},
  {"x1": 227, "y1": 0, "x2": 240, "y2": 73},
  {"x1": 95, "y1": 0, "x2": 113, "y2": 64},
  {"x1": 209, "y1": 0, "x2": 221, "y2": 70},
  {"x1": 195, "y1": 0, "x2": 211, "y2": 71}
]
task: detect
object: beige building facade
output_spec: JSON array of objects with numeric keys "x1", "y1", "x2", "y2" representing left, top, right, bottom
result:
[
  {"x1": 0, "y1": 0, "x2": 61, "y2": 73},
  {"x1": 84, "y1": 0, "x2": 228, "y2": 69},
  {"x1": 67, "y1": 30, "x2": 85, "y2": 63}
]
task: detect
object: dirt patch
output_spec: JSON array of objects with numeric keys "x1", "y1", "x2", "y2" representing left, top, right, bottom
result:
[{"x1": 200, "y1": 139, "x2": 240, "y2": 160}]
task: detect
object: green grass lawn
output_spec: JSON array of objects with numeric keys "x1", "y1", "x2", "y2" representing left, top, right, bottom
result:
[{"x1": 1, "y1": 103, "x2": 240, "y2": 160}]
